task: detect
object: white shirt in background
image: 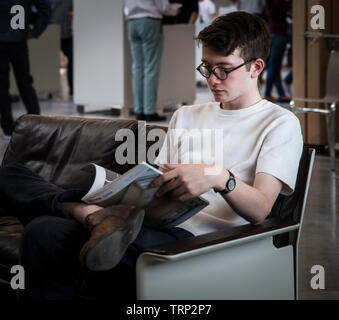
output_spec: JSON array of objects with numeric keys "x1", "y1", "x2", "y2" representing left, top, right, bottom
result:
[
  {"x1": 124, "y1": 0, "x2": 177, "y2": 20},
  {"x1": 198, "y1": 0, "x2": 216, "y2": 24}
]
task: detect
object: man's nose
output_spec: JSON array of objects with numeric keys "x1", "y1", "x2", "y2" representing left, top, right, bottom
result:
[{"x1": 208, "y1": 72, "x2": 222, "y2": 85}]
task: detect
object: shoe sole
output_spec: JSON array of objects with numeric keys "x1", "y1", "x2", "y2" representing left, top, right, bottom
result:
[{"x1": 85, "y1": 208, "x2": 145, "y2": 271}]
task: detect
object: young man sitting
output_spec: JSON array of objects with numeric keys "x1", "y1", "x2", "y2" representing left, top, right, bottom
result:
[
  {"x1": 151, "y1": 11, "x2": 303, "y2": 236},
  {"x1": 0, "y1": 11, "x2": 302, "y2": 299}
]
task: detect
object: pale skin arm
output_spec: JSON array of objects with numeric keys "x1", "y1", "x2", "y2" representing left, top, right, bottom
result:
[
  {"x1": 151, "y1": 164, "x2": 283, "y2": 225},
  {"x1": 224, "y1": 171, "x2": 283, "y2": 224}
]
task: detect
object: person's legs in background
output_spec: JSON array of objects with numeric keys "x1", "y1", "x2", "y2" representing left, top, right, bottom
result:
[
  {"x1": 0, "y1": 43, "x2": 15, "y2": 136},
  {"x1": 283, "y1": 70, "x2": 293, "y2": 97},
  {"x1": 128, "y1": 20, "x2": 145, "y2": 119},
  {"x1": 264, "y1": 43, "x2": 275, "y2": 101},
  {"x1": 141, "y1": 19, "x2": 165, "y2": 120},
  {"x1": 61, "y1": 37, "x2": 74, "y2": 96},
  {"x1": 272, "y1": 36, "x2": 287, "y2": 101},
  {"x1": 265, "y1": 34, "x2": 288, "y2": 102},
  {"x1": 10, "y1": 40, "x2": 40, "y2": 115}
]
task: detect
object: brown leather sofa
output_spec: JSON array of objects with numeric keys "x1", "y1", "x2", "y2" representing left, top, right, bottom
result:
[
  {"x1": 0, "y1": 114, "x2": 312, "y2": 300},
  {"x1": 0, "y1": 114, "x2": 166, "y2": 299}
]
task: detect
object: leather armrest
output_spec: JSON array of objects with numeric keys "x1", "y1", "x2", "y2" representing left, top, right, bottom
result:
[{"x1": 144, "y1": 218, "x2": 298, "y2": 256}]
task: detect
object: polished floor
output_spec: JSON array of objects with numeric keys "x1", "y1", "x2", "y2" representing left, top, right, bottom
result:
[{"x1": 0, "y1": 70, "x2": 338, "y2": 300}]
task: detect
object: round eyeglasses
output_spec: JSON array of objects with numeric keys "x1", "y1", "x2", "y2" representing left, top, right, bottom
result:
[{"x1": 196, "y1": 59, "x2": 256, "y2": 81}]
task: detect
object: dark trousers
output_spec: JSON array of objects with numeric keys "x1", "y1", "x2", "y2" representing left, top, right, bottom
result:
[
  {"x1": 0, "y1": 163, "x2": 193, "y2": 300},
  {"x1": 0, "y1": 41, "x2": 40, "y2": 135},
  {"x1": 61, "y1": 37, "x2": 73, "y2": 95},
  {"x1": 265, "y1": 34, "x2": 287, "y2": 98}
]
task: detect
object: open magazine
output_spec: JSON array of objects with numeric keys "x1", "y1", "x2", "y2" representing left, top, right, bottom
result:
[{"x1": 81, "y1": 162, "x2": 209, "y2": 228}]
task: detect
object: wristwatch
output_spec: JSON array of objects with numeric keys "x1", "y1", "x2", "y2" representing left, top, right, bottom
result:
[{"x1": 214, "y1": 170, "x2": 236, "y2": 195}]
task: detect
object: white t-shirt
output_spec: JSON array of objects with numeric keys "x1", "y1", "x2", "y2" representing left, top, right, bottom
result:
[
  {"x1": 198, "y1": 0, "x2": 216, "y2": 24},
  {"x1": 154, "y1": 100, "x2": 303, "y2": 236}
]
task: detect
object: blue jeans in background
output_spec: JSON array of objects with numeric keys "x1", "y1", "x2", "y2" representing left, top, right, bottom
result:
[
  {"x1": 265, "y1": 34, "x2": 288, "y2": 98},
  {"x1": 127, "y1": 18, "x2": 163, "y2": 115}
]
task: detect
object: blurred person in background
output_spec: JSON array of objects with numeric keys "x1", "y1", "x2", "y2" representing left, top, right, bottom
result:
[
  {"x1": 196, "y1": 0, "x2": 216, "y2": 86},
  {"x1": 264, "y1": 0, "x2": 292, "y2": 103},
  {"x1": 176, "y1": 0, "x2": 199, "y2": 24},
  {"x1": 49, "y1": 0, "x2": 73, "y2": 97},
  {"x1": 124, "y1": 0, "x2": 178, "y2": 122},
  {"x1": 163, "y1": 0, "x2": 199, "y2": 25},
  {"x1": 283, "y1": 15, "x2": 293, "y2": 97},
  {"x1": 198, "y1": 0, "x2": 216, "y2": 24},
  {"x1": 0, "y1": 0, "x2": 50, "y2": 138}
]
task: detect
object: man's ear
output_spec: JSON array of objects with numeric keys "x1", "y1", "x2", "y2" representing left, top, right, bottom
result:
[{"x1": 251, "y1": 58, "x2": 265, "y2": 79}]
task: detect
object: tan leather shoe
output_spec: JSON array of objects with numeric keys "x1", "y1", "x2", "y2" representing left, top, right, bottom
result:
[{"x1": 79, "y1": 205, "x2": 145, "y2": 271}]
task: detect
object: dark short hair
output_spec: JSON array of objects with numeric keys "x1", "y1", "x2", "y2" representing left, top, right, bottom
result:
[{"x1": 196, "y1": 12, "x2": 271, "y2": 68}]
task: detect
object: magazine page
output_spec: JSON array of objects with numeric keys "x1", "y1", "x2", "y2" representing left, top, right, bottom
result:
[
  {"x1": 104, "y1": 167, "x2": 121, "y2": 182},
  {"x1": 81, "y1": 162, "x2": 162, "y2": 206},
  {"x1": 80, "y1": 163, "x2": 120, "y2": 200},
  {"x1": 80, "y1": 163, "x2": 107, "y2": 198}
]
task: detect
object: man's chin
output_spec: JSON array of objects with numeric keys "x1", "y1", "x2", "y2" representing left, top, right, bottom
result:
[
  {"x1": 213, "y1": 94, "x2": 229, "y2": 104},
  {"x1": 212, "y1": 94, "x2": 224, "y2": 101}
]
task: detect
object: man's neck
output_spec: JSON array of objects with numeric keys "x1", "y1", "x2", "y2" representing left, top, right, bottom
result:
[{"x1": 220, "y1": 91, "x2": 262, "y2": 111}]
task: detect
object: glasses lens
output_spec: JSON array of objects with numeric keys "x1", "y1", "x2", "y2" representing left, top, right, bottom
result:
[
  {"x1": 198, "y1": 65, "x2": 210, "y2": 78},
  {"x1": 214, "y1": 67, "x2": 227, "y2": 80}
]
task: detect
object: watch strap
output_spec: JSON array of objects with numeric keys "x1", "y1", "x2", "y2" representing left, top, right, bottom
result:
[{"x1": 214, "y1": 170, "x2": 236, "y2": 195}]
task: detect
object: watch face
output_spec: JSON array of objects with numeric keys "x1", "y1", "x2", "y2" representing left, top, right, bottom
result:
[{"x1": 227, "y1": 179, "x2": 236, "y2": 191}]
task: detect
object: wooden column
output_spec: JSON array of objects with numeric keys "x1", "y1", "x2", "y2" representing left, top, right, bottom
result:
[
  {"x1": 293, "y1": 0, "x2": 307, "y2": 139},
  {"x1": 293, "y1": 0, "x2": 339, "y2": 145}
]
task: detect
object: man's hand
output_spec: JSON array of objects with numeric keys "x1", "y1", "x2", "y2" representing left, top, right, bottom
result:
[{"x1": 151, "y1": 164, "x2": 228, "y2": 202}]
